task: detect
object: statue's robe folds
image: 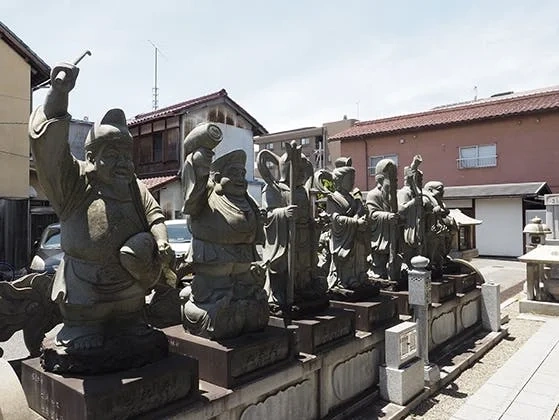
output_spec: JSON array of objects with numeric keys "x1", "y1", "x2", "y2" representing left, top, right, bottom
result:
[
  {"x1": 366, "y1": 186, "x2": 394, "y2": 278},
  {"x1": 326, "y1": 191, "x2": 371, "y2": 289},
  {"x1": 29, "y1": 107, "x2": 163, "y2": 313}
]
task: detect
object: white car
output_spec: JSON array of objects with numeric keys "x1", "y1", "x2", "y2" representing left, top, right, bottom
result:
[{"x1": 164, "y1": 219, "x2": 192, "y2": 260}]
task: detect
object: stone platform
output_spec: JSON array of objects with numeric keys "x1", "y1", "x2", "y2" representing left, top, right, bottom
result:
[
  {"x1": 164, "y1": 325, "x2": 296, "y2": 389},
  {"x1": 21, "y1": 354, "x2": 198, "y2": 420},
  {"x1": 269, "y1": 307, "x2": 355, "y2": 354},
  {"x1": 330, "y1": 295, "x2": 399, "y2": 332}
]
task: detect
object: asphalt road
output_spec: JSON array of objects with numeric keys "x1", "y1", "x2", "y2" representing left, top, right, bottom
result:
[{"x1": 0, "y1": 257, "x2": 527, "y2": 362}]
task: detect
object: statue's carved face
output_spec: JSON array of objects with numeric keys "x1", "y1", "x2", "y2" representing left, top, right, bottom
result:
[
  {"x1": 220, "y1": 164, "x2": 247, "y2": 196},
  {"x1": 92, "y1": 142, "x2": 134, "y2": 185}
]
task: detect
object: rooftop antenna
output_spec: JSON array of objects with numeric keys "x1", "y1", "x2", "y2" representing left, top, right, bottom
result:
[
  {"x1": 148, "y1": 40, "x2": 165, "y2": 110},
  {"x1": 473, "y1": 85, "x2": 478, "y2": 101}
]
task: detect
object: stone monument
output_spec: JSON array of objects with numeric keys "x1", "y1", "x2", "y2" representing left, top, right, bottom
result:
[{"x1": 29, "y1": 62, "x2": 174, "y2": 374}]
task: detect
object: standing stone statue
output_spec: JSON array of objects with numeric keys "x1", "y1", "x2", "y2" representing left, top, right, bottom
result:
[
  {"x1": 29, "y1": 62, "x2": 173, "y2": 373},
  {"x1": 397, "y1": 155, "x2": 432, "y2": 268},
  {"x1": 423, "y1": 181, "x2": 457, "y2": 274},
  {"x1": 180, "y1": 124, "x2": 269, "y2": 339},
  {"x1": 366, "y1": 159, "x2": 400, "y2": 281},
  {"x1": 258, "y1": 141, "x2": 328, "y2": 316},
  {"x1": 323, "y1": 158, "x2": 373, "y2": 295}
]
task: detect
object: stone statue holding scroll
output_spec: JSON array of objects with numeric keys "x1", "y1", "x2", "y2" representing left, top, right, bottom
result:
[
  {"x1": 258, "y1": 141, "x2": 328, "y2": 315},
  {"x1": 29, "y1": 62, "x2": 173, "y2": 373},
  {"x1": 180, "y1": 124, "x2": 269, "y2": 339}
]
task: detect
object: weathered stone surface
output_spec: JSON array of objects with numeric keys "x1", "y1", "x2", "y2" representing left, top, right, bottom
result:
[
  {"x1": 384, "y1": 321, "x2": 419, "y2": 369},
  {"x1": 330, "y1": 295, "x2": 398, "y2": 332},
  {"x1": 379, "y1": 358, "x2": 424, "y2": 405},
  {"x1": 165, "y1": 325, "x2": 295, "y2": 388},
  {"x1": 460, "y1": 296, "x2": 481, "y2": 329},
  {"x1": 269, "y1": 307, "x2": 355, "y2": 354},
  {"x1": 40, "y1": 327, "x2": 168, "y2": 374},
  {"x1": 332, "y1": 347, "x2": 379, "y2": 402},
  {"x1": 430, "y1": 309, "x2": 457, "y2": 346},
  {"x1": 431, "y1": 279, "x2": 456, "y2": 303},
  {"x1": 481, "y1": 282, "x2": 501, "y2": 331},
  {"x1": 22, "y1": 355, "x2": 198, "y2": 420},
  {"x1": 0, "y1": 358, "x2": 36, "y2": 420},
  {"x1": 445, "y1": 271, "x2": 477, "y2": 294}
]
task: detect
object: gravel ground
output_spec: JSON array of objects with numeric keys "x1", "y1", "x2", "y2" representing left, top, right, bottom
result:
[{"x1": 406, "y1": 297, "x2": 547, "y2": 420}]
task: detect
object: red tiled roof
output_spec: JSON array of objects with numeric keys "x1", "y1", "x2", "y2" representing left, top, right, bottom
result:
[
  {"x1": 129, "y1": 89, "x2": 228, "y2": 126},
  {"x1": 330, "y1": 87, "x2": 559, "y2": 141},
  {"x1": 139, "y1": 175, "x2": 179, "y2": 191}
]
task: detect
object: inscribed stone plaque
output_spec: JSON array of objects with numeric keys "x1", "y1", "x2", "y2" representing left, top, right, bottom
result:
[{"x1": 385, "y1": 321, "x2": 419, "y2": 369}]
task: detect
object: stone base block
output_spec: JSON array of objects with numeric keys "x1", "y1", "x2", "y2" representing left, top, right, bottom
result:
[
  {"x1": 519, "y1": 299, "x2": 559, "y2": 316},
  {"x1": 330, "y1": 295, "x2": 399, "y2": 332},
  {"x1": 0, "y1": 358, "x2": 35, "y2": 420},
  {"x1": 380, "y1": 290, "x2": 411, "y2": 315},
  {"x1": 424, "y1": 363, "x2": 440, "y2": 386},
  {"x1": 444, "y1": 272, "x2": 477, "y2": 294},
  {"x1": 164, "y1": 325, "x2": 296, "y2": 388},
  {"x1": 269, "y1": 307, "x2": 355, "y2": 354},
  {"x1": 379, "y1": 358, "x2": 424, "y2": 405},
  {"x1": 431, "y1": 279, "x2": 456, "y2": 303},
  {"x1": 21, "y1": 355, "x2": 198, "y2": 420}
]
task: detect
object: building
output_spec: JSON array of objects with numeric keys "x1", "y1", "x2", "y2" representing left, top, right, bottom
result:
[
  {"x1": 253, "y1": 118, "x2": 357, "y2": 176},
  {"x1": 0, "y1": 21, "x2": 50, "y2": 275},
  {"x1": 127, "y1": 89, "x2": 267, "y2": 218},
  {"x1": 331, "y1": 87, "x2": 559, "y2": 257}
]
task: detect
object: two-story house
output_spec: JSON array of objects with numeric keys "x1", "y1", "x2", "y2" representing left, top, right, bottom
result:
[
  {"x1": 127, "y1": 89, "x2": 267, "y2": 218},
  {"x1": 0, "y1": 21, "x2": 50, "y2": 276},
  {"x1": 331, "y1": 87, "x2": 559, "y2": 257}
]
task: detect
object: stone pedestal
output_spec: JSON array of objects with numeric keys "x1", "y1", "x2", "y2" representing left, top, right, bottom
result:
[
  {"x1": 380, "y1": 290, "x2": 411, "y2": 315},
  {"x1": 330, "y1": 295, "x2": 399, "y2": 332},
  {"x1": 424, "y1": 362, "x2": 440, "y2": 386},
  {"x1": 0, "y1": 358, "x2": 35, "y2": 420},
  {"x1": 444, "y1": 272, "x2": 477, "y2": 294},
  {"x1": 164, "y1": 325, "x2": 296, "y2": 388},
  {"x1": 481, "y1": 282, "x2": 501, "y2": 332},
  {"x1": 269, "y1": 307, "x2": 355, "y2": 354},
  {"x1": 21, "y1": 355, "x2": 198, "y2": 420},
  {"x1": 431, "y1": 279, "x2": 455, "y2": 303},
  {"x1": 379, "y1": 358, "x2": 424, "y2": 405}
]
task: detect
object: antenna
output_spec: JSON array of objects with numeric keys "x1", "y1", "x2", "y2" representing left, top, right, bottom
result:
[
  {"x1": 148, "y1": 40, "x2": 165, "y2": 110},
  {"x1": 473, "y1": 85, "x2": 478, "y2": 101}
]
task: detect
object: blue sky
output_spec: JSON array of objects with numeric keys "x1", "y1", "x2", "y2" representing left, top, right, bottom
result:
[{"x1": 3, "y1": 1, "x2": 559, "y2": 132}]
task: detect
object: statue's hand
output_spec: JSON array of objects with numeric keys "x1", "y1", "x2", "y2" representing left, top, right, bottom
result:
[
  {"x1": 191, "y1": 147, "x2": 214, "y2": 173},
  {"x1": 156, "y1": 239, "x2": 174, "y2": 264},
  {"x1": 50, "y1": 62, "x2": 79, "y2": 94},
  {"x1": 285, "y1": 204, "x2": 297, "y2": 220}
]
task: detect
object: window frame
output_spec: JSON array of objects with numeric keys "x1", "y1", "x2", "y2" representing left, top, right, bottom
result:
[
  {"x1": 457, "y1": 143, "x2": 497, "y2": 169},
  {"x1": 368, "y1": 154, "x2": 398, "y2": 176}
]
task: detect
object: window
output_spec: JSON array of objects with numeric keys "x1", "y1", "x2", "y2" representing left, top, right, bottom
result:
[
  {"x1": 368, "y1": 154, "x2": 398, "y2": 175},
  {"x1": 457, "y1": 144, "x2": 497, "y2": 169},
  {"x1": 153, "y1": 132, "x2": 163, "y2": 162},
  {"x1": 300, "y1": 138, "x2": 310, "y2": 145},
  {"x1": 139, "y1": 136, "x2": 152, "y2": 164},
  {"x1": 264, "y1": 143, "x2": 274, "y2": 150},
  {"x1": 165, "y1": 128, "x2": 180, "y2": 161}
]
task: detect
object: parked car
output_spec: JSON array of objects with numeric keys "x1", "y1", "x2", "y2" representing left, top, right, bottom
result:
[
  {"x1": 164, "y1": 219, "x2": 192, "y2": 260},
  {"x1": 29, "y1": 223, "x2": 63, "y2": 276}
]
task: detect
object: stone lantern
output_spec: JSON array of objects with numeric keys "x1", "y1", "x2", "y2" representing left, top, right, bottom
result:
[{"x1": 523, "y1": 216, "x2": 551, "y2": 252}]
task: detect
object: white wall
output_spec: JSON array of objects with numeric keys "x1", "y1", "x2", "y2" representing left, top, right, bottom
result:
[
  {"x1": 475, "y1": 197, "x2": 523, "y2": 257},
  {"x1": 159, "y1": 181, "x2": 183, "y2": 219},
  {"x1": 213, "y1": 123, "x2": 255, "y2": 181}
]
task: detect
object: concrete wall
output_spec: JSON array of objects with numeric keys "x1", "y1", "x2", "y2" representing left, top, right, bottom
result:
[
  {"x1": 159, "y1": 181, "x2": 183, "y2": 220},
  {"x1": 340, "y1": 113, "x2": 559, "y2": 192},
  {"x1": 0, "y1": 38, "x2": 31, "y2": 199}
]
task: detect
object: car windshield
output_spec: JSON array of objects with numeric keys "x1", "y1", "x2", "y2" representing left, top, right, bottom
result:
[
  {"x1": 42, "y1": 229, "x2": 61, "y2": 249},
  {"x1": 166, "y1": 224, "x2": 192, "y2": 243}
]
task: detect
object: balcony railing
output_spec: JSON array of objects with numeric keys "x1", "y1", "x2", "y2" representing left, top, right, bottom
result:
[{"x1": 457, "y1": 155, "x2": 497, "y2": 169}]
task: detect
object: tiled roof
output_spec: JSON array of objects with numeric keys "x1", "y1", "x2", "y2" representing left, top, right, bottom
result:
[
  {"x1": 0, "y1": 20, "x2": 50, "y2": 87},
  {"x1": 330, "y1": 87, "x2": 559, "y2": 140},
  {"x1": 129, "y1": 89, "x2": 228, "y2": 126},
  {"x1": 444, "y1": 182, "x2": 550, "y2": 199},
  {"x1": 139, "y1": 175, "x2": 179, "y2": 191},
  {"x1": 127, "y1": 89, "x2": 268, "y2": 135}
]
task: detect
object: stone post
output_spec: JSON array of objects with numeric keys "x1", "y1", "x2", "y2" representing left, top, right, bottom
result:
[
  {"x1": 481, "y1": 282, "x2": 501, "y2": 332},
  {"x1": 408, "y1": 255, "x2": 440, "y2": 386}
]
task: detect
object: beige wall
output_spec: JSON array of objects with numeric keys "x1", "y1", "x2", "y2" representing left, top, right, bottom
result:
[{"x1": 0, "y1": 39, "x2": 31, "y2": 198}]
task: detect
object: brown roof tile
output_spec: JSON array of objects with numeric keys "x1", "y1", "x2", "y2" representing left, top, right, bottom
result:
[
  {"x1": 139, "y1": 175, "x2": 179, "y2": 191},
  {"x1": 330, "y1": 87, "x2": 559, "y2": 141}
]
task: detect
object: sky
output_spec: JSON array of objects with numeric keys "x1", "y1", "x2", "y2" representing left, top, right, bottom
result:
[{"x1": 3, "y1": 1, "x2": 559, "y2": 133}]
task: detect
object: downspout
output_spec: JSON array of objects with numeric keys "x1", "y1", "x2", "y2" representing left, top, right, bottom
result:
[{"x1": 362, "y1": 136, "x2": 369, "y2": 191}]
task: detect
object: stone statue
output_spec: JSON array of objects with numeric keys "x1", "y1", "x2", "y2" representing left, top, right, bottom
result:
[
  {"x1": 423, "y1": 181, "x2": 457, "y2": 274},
  {"x1": 321, "y1": 158, "x2": 374, "y2": 297},
  {"x1": 180, "y1": 124, "x2": 269, "y2": 339},
  {"x1": 258, "y1": 141, "x2": 328, "y2": 316},
  {"x1": 366, "y1": 159, "x2": 400, "y2": 281},
  {"x1": 397, "y1": 155, "x2": 433, "y2": 268},
  {"x1": 28, "y1": 62, "x2": 173, "y2": 373}
]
